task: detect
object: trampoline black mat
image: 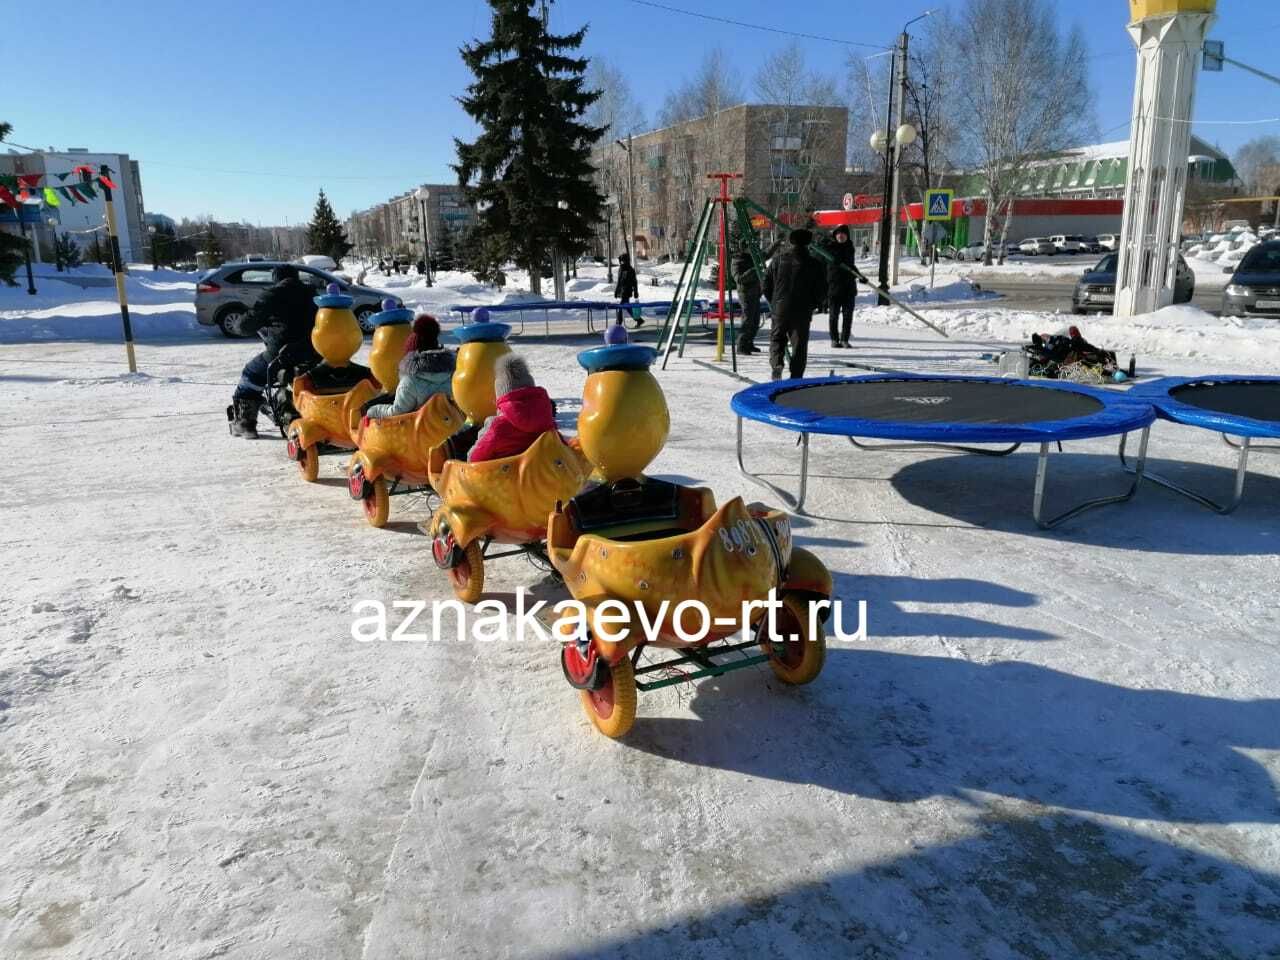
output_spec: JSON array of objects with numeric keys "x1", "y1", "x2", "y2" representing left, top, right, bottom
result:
[
  {"x1": 773, "y1": 379, "x2": 1104, "y2": 425},
  {"x1": 1169, "y1": 381, "x2": 1280, "y2": 422}
]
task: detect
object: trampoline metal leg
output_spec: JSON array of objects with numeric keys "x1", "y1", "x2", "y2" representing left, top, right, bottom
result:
[
  {"x1": 1034, "y1": 427, "x2": 1150, "y2": 530},
  {"x1": 736, "y1": 416, "x2": 810, "y2": 514},
  {"x1": 1121, "y1": 432, "x2": 1250, "y2": 515}
]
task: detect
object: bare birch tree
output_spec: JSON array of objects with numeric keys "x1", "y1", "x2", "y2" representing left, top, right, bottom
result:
[
  {"x1": 659, "y1": 49, "x2": 744, "y2": 255},
  {"x1": 949, "y1": 0, "x2": 1095, "y2": 263},
  {"x1": 587, "y1": 58, "x2": 647, "y2": 258},
  {"x1": 753, "y1": 43, "x2": 842, "y2": 232}
]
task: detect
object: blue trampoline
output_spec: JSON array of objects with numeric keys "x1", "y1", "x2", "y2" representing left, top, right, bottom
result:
[
  {"x1": 732, "y1": 374, "x2": 1157, "y2": 528},
  {"x1": 1120, "y1": 376, "x2": 1280, "y2": 514}
]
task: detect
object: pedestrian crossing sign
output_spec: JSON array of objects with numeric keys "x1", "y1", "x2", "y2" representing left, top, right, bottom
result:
[{"x1": 925, "y1": 189, "x2": 954, "y2": 222}]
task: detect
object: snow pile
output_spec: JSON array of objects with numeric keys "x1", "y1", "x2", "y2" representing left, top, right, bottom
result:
[
  {"x1": 0, "y1": 267, "x2": 204, "y2": 343},
  {"x1": 897, "y1": 279, "x2": 997, "y2": 304},
  {"x1": 855, "y1": 300, "x2": 1280, "y2": 368}
]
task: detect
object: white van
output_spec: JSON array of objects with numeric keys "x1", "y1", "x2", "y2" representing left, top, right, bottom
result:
[{"x1": 1051, "y1": 235, "x2": 1085, "y2": 254}]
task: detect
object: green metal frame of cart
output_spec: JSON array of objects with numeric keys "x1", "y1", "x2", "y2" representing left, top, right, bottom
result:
[{"x1": 630, "y1": 633, "x2": 773, "y2": 692}]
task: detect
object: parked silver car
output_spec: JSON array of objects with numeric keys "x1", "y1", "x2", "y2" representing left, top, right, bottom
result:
[
  {"x1": 195, "y1": 261, "x2": 397, "y2": 337},
  {"x1": 1222, "y1": 240, "x2": 1280, "y2": 319},
  {"x1": 1019, "y1": 237, "x2": 1056, "y2": 256}
]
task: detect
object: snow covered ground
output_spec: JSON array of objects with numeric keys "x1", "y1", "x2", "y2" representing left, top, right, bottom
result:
[{"x1": 2, "y1": 266, "x2": 1279, "y2": 958}]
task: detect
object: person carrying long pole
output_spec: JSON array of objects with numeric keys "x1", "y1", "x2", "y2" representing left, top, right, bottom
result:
[{"x1": 84, "y1": 164, "x2": 137, "y2": 373}]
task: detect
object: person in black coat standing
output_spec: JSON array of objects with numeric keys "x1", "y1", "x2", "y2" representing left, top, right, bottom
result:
[
  {"x1": 227, "y1": 264, "x2": 319, "y2": 438},
  {"x1": 763, "y1": 229, "x2": 826, "y2": 380},
  {"x1": 826, "y1": 224, "x2": 858, "y2": 348},
  {"x1": 615, "y1": 252, "x2": 640, "y2": 327}
]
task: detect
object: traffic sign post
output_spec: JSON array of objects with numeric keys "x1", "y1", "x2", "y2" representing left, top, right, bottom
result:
[{"x1": 924, "y1": 188, "x2": 954, "y2": 222}]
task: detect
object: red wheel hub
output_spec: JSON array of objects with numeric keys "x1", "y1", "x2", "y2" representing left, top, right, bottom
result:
[
  {"x1": 561, "y1": 643, "x2": 597, "y2": 686},
  {"x1": 587, "y1": 678, "x2": 615, "y2": 719},
  {"x1": 431, "y1": 534, "x2": 456, "y2": 570},
  {"x1": 286, "y1": 436, "x2": 300, "y2": 460},
  {"x1": 449, "y1": 554, "x2": 471, "y2": 590},
  {"x1": 348, "y1": 467, "x2": 367, "y2": 500},
  {"x1": 362, "y1": 491, "x2": 379, "y2": 519}
]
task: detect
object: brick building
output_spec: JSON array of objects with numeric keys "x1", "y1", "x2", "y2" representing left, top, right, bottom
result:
[
  {"x1": 597, "y1": 103, "x2": 855, "y2": 261},
  {"x1": 346, "y1": 184, "x2": 476, "y2": 263}
]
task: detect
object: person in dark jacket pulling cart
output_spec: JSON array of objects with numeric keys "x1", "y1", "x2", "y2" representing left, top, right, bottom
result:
[
  {"x1": 826, "y1": 224, "x2": 858, "y2": 348},
  {"x1": 227, "y1": 264, "x2": 318, "y2": 439},
  {"x1": 763, "y1": 229, "x2": 826, "y2": 381},
  {"x1": 733, "y1": 231, "x2": 782, "y2": 355},
  {"x1": 615, "y1": 252, "x2": 640, "y2": 327}
]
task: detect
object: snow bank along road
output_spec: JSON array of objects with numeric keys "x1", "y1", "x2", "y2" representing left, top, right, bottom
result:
[{"x1": 1, "y1": 325, "x2": 1278, "y2": 959}]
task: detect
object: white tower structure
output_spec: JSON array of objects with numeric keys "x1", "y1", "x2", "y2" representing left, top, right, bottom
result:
[{"x1": 1115, "y1": 0, "x2": 1217, "y2": 318}]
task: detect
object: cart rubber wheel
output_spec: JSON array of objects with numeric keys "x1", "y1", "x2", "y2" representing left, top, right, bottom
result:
[
  {"x1": 760, "y1": 594, "x2": 826, "y2": 686},
  {"x1": 298, "y1": 444, "x2": 319, "y2": 482},
  {"x1": 364, "y1": 477, "x2": 389, "y2": 528},
  {"x1": 449, "y1": 540, "x2": 484, "y2": 603},
  {"x1": 579, "y1": 655, "x2": 637, "y2": 739}
]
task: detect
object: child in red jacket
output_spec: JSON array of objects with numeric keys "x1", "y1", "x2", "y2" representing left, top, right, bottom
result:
[{"x1": 468, "y1": 353, "x2": 558, "y2": 462}]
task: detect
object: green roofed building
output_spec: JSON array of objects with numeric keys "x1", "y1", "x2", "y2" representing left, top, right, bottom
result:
[{"x1": 954, "y1": 135, "x2": 1239, "y2": 201}]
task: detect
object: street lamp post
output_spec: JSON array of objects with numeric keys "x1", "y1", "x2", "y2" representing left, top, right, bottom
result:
[
  {"x1": 414, "y1": 186, "x2": 433, "y2": 287},
  {"x1": 602, "y1": 196, "x2": 617, "y2": 283},
  {"x1": 870, "y1": 12, "x2": 933, "y2": 303},
  {"x1": 615, "y1": 136, "x2": 636, "y2": 259},
  {"x1": 870, "y1": 120, "x2": 917, "y2": 305},
  {"x1": 19, "y1": 201, "x2": 38, "y2": 295},
  {"x1": 553, "y1": 199, "x2": 570, "y2": 301},
  {"x1": 49, "y1": 217, "x2": 63, "y2": 272},
  {"x1": 149, "y1": 224, "x2": 159, "y2": 271}
]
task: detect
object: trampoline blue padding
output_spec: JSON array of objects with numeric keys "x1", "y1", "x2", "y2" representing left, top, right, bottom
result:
[
  {"x1": 1127, "y1": 376, "x2": 1280, "y2": 439},
  {"x1": 731, "y1": 374, "x2": 1156, "y2": 444}
]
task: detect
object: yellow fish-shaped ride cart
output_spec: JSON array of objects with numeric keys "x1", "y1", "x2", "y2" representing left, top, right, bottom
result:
[
  {"x1": 285, "y1": 284, "x2": 378, "y2": 482},
  {"x1": 546, "y1": 345, "x2": 833, "y2": 739},
  {"x1": 346, "y1": 305, "x2": 465, "y2": 526},
  {"x1": 426, "y1": 431, "x2": 593, "y2": 602}
]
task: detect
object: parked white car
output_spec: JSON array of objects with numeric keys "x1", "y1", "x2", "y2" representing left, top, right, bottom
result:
[
  {"x1": 1050, "y1": 234, "x2": 1086, "y2": 254},
  {"x1": 1020, "y1": 238, "x2": 1056, "y2": 256},
  {"x1": 1097, "y1": 234, "x2": 1119, "y2": 251}
]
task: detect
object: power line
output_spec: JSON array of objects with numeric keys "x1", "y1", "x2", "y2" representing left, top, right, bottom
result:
[{"x1": 624, "y1": 0, "x2": 891, "y2": 51}]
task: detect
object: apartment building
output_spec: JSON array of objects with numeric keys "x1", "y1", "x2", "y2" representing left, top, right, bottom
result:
[{"x1": 598, "y1": 103, "x2": 852, "y2": 261}]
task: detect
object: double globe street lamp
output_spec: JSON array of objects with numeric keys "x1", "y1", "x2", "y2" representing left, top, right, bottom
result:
[{"x1": 870, "y1": 121, "x2": 917, "y2": 305}]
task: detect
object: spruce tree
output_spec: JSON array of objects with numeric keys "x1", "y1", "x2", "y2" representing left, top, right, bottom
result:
[
  {"x1": 0, "y1": 121, "x2": 27, "y2": 286},
  {"x1": 454, "y1": 0, "x2": 605, "y2": 295},
  {"x1": 434, "y1": 221, "x2": 457, "y2": 271},
  {"x1": 203, "y1": 223, "x2": 225, "y2": 265},
  {"x1": 307, "y1": 189, "x2": 352, "y2": 265}
]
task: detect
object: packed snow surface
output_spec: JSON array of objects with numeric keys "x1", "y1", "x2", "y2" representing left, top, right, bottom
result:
[{"x1": 2, "y1": 262, "x2": 1279, "y2": 958}]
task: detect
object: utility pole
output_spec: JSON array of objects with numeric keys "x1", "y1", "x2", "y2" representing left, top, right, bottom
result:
[
  {"x1": 888, "y1": 30, "x2": 910, "y2": 287},
  {"x1": 627, "y1": 133, "x2": 637, "y2": 260},
  {"x1": 875, "y1": 51, "x2": 897, "y2": 306}
]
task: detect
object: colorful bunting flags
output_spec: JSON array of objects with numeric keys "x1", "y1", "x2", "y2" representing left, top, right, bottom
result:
[{"x1": 0, "y1": 169, "x2": 116, "y2": 208}]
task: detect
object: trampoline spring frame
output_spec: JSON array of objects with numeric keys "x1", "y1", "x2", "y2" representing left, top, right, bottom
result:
[
  {"x1": 737, "y1": 414, "x2": 1152, "y2": 527},
  {"x1": 1120, "y1": 431, "x2": 1261, "y2": 515}
]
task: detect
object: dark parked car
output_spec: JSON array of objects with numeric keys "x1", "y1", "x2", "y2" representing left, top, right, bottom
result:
[
  {"x1": 1222, "y1": 241, "x2": 1280, "y2": 318},
  {"x1": 1072, "y1": 252, "x2": 1195, "y2": 314},
  {"x1": 195, "y1": 261, "x2": 398, "y2": 337}
]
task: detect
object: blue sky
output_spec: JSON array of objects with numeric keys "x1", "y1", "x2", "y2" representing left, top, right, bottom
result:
[{"x1": 5, "y1": 0, "x2": 1276, "y2": 225}]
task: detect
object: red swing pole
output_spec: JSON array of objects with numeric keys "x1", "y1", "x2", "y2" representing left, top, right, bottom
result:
[{"x1": 706, "y1": 172, "x2": 742, "y2": 363}]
